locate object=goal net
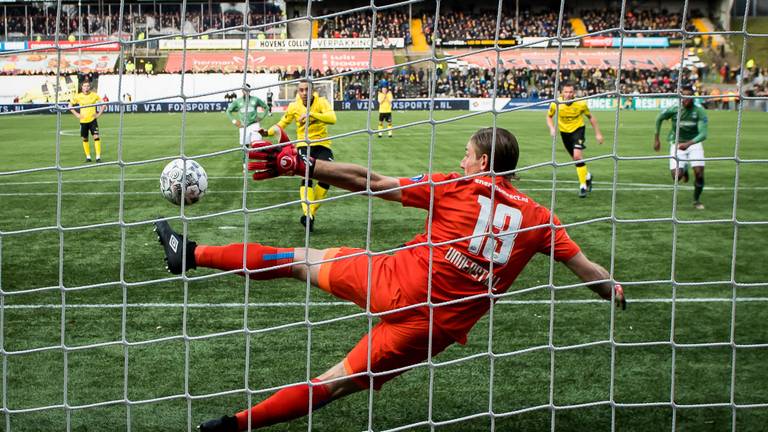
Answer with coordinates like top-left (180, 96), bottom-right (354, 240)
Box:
top-left (0, 0), bottom-right (766, 431)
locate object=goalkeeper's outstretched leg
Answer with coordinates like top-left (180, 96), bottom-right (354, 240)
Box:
top-left (158, 126), bottom-right (627, 431)
top-left (153, 223), bottom-right (460, 432)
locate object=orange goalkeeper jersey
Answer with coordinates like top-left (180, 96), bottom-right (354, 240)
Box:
top-left (391, 173), bottom-right (581, 343)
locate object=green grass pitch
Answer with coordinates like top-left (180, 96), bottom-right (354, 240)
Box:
top-left (0, 108), bottom-right (767, 431)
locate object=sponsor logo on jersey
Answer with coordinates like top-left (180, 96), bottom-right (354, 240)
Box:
top-left (410, 174), bottom-right (425, 182)
top-left (473, 179), bottom-right (529, 203)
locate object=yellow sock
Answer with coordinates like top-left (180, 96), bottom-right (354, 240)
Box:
top-left (299, 185), bottom-right (314, 217)
top-left (377, 123), bottom-right (383, 135)
top-left (310, 184), bottom-right (329, 217)
top-left (576, 165), bottom-right (588, 188)
top-left (82, 140), bottom-right (91, 158)
top-left (388, 123), bottom-right (393, 136)
top-left (94, 139), bottom-right (101, 159)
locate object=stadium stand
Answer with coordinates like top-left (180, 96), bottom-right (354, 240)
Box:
top-left (0, 1), bottom-right (741, 110)
top-left (421, 9), bottom-right (574, 45)
top-left (0, 4), bottom-right (283, 38)
top-left (579, 7), bottom-right (713, 36)
top-left (317, 10), bottom-right (411, 43)
top-left (2, 5), bottom-right (722, 41)
top-left (338, 66), bottom-right (701, 100)
top-left (409, 17), bottom-right (430, 51)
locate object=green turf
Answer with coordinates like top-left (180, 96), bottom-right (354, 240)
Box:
top-left (0, 108), bottom-right (767, 431)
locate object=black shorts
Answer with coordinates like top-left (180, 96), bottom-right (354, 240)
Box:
top-left (298, 145), bottom-right (334, 162)
top-left (560, 126), bottom-right (586, 157)
top-left (379, 112), bottom-right (392, 123)
top-left (80, 120), bottom-right (99, 139)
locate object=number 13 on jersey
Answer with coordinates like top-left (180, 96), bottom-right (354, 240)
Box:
top-left (467, 195), bottom-right (523, 265)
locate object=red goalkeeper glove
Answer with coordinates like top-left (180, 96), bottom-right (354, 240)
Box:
top-left (247, 126), bottom-right (315, 180)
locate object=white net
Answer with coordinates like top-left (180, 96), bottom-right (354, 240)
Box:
top-left (0, 0), bottom-right (767, 430)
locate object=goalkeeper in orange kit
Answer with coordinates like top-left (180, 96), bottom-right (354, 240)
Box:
top-left (153, 126), bottom-right (626, 431)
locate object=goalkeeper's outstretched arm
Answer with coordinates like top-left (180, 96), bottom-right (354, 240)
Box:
top-left (247, 137), bottom-right (402, 201)
top-left (313, 160), bottom-right (401, 202)
top-left (564, 252), bottom-right (626, 309)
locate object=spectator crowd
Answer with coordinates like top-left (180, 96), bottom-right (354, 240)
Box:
top-left (336, 66), bottom-right (701, 100)
top-left (580, 8), bottom-right (705, 36)
top-left (2, 6), bottom-right (718, 41)
top-left (422, 10), bottom-right (573, 44)
top-left (317, 10), bottom-right (410, 43)
top-left (0, 6), bottom-right (283, 37)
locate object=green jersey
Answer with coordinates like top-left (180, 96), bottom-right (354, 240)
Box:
top-left (655, 104), bottom-right (708, 143)
top-left (226, 95), bottom-right (269, 126)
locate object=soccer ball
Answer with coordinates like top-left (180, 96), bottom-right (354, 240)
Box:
top-left (160, 158), bottom-right (208, 205)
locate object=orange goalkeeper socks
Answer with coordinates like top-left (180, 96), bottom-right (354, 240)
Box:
top-left (194, 243), bottom-right (294, 280)
top-left (235, 379), bottom-right (332, 430)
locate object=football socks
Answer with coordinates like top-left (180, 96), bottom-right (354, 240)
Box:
top-left (234, 379), bottom-right (332, 430)
top-left (82, 140), bottom-right (91, 159)
top-left (694, 178), bottom-right (704, 202)
top-left (300, 185), bottom-right (314, 217)
top-left (576, 164), bottom-right (588, 189)
top-left (94, 139), bottom-right (101, 159)
top-left (194, 243), bottom-right (293, 280)
top-left (310, 184), bottom-right (329, 217)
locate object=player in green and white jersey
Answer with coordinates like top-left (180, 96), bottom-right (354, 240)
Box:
top-left (226, 84), bottom-right (270, 145)
top-left (654, 87), bottom-right (709, 210)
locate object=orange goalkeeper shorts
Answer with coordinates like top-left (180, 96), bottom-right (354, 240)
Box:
top-left (317, 247), bottom-right (454, 390)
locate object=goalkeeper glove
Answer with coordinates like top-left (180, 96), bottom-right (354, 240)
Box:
top-left (248, 126), bottom-right (315, 180)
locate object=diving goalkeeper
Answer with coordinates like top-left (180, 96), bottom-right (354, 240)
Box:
top-left (153, 126), bottom-right (627, 431)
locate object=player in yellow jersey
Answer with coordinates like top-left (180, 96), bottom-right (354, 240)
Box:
top-left (377, 86), bottom-right (393, 138)
top-left (69, 81), bottom-right (106, 163)
top-left (260, 81), bottom-right (337, 231)
top-left (546, 82), bottom-right (604, 198)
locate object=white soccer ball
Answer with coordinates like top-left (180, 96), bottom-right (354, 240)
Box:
top-left (160, 158), bottom-right (208, 205)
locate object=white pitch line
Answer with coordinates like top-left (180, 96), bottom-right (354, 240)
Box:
top-left (3, 297), bottom-right (767, 310)
top-left (0, 176), bottom-right (259, 186)
top-left (57, 128), bottom-right (228, 138)
top-left (0, 190), bottom-right (292, 196)
top-left (1, 186), bottom-right (765, 197)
